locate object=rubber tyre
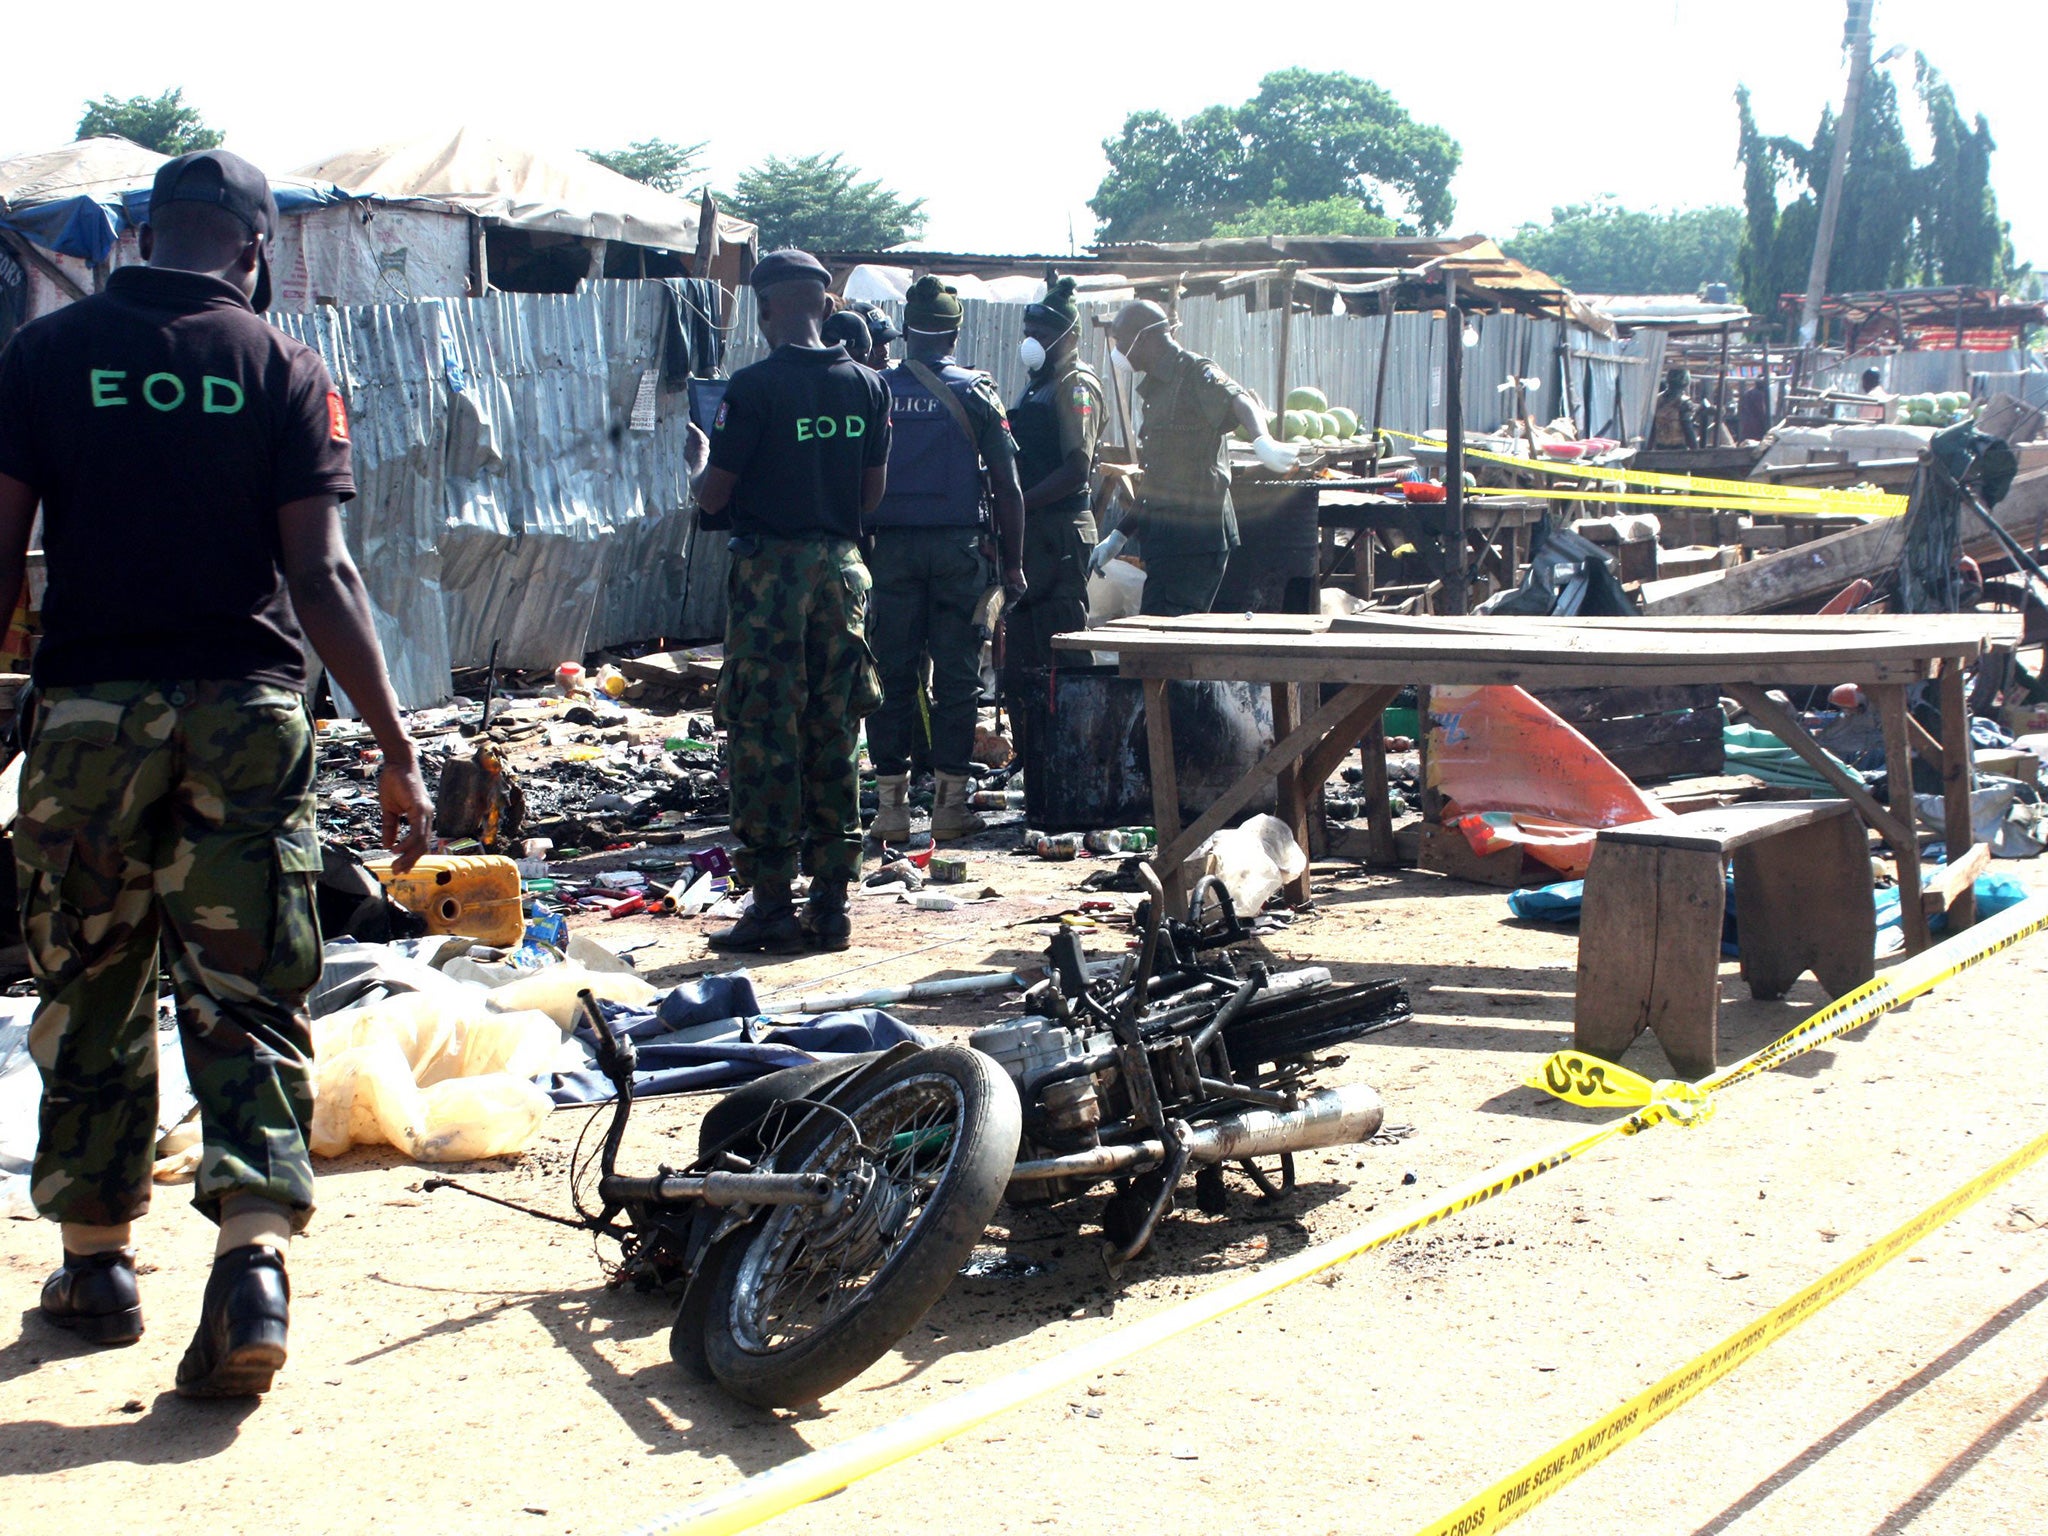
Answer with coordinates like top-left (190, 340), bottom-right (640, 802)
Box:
top-left (695, 1054), bottom-right (882, 1163)
top-left (702, 1046), bottom-right (1020, 1407)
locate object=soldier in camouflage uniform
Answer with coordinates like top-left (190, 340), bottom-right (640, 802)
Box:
top-left (0, 150), bottom-right (433, 1397)
top-left (686, 248), bottom-right (892, 952)
top-left (1108, 301), bottom-right (1281, 616)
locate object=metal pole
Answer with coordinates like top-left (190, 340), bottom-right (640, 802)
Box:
top-left (1799, 0), bottom-right (1874, 348)
top-left (1715, 323), bottom-right (1732, 441)
top-left (1444, 269), bottom-right (1467, 615)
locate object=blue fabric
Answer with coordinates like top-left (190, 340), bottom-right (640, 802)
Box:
top-left (1507, 881), bottom-right (1585, 922)
top-left (117, 181), bottom-right (352, 230)
top-left (0, 195), bottom-right (122, 262)
top-left (548, 971), bottom-right (935, 1103)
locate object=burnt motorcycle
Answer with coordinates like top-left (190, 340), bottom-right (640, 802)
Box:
top-left (975, 866), bottom-right (1408, 1260)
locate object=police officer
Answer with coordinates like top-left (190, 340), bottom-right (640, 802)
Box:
top-left (1104, 301), bottom-right (1289, 617)
top-left (0, 150), bottom-right (434, 1395)
top-left (1001, 273), bottom-right (1102, 734)
top-left (846, 300), bottom-right (901, 372)
top-left (866, 277), bottom-right (1026, 844)
top-left (684, 248), bottom-right (891, 952)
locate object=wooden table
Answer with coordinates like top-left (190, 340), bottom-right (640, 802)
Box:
top-left (1051, 612), bottom-right (2019, 955)
top-left (1316, 493), bottom-right (1549, 603)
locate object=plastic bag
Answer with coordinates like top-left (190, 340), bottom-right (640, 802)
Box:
top-left (309, 990), bottom-right (566, 1161)
top-left (1191, 814), bottom-right (1307, 912)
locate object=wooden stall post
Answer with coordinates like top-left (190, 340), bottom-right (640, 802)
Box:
top-left (1368, 297), bottom-right (1396, 474)
top-left (1273, 261), bottom-right (1300, 437)
top-left (1937, 659), bottom-right (1978, 929)
top-left (1875, 682), bottom-right (1933, 954)
top-left (1271, 681), bottom-right (1312, 904)
top-left (1443, 271), bottom-right (1468, 615)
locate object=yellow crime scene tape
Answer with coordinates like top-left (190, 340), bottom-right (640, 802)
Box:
top-left (1379, 428), bottom-right (1907, 515)
top-left (623, 898), bottom-right (2048, 1536)
top-left (1463, 484), bottom-right (1903, 519)
top-left (1411, 1124), bottom-right (2048, 1536)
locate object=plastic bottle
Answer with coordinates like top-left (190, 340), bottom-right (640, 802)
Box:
top-left (969, 789), bottom-right (1026, 809)
top-left (1083, 830), bottom-right (1125, 854)
top-left (555, 661), bottom-right (588, 696)
top-left (375, 855), bottom-right (527, 946)
top-left (596, 664), bottom-right (628, 699)
top-left (1038, 833), bottom-right (1082, 861)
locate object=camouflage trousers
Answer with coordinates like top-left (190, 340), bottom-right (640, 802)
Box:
top-left (716, 535), bottom-right (881, 887)
top-left (16, 680), bottom-right (323, 1230)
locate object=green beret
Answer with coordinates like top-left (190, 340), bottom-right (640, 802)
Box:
top-left (904, 274), bottom-right (963, 333)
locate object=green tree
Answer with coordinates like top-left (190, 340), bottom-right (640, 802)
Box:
top-left (1091, 70), bottom-right (1459, 243)
top-left (1503, 201), bottom-right (1743, 294)
top-left (76, 88), bottom-right (222, 155)
top-left (1911, 56), bottom-right (2004, 287)
top-left (583, 138), bottom-right (706, 195)
top-left (1734, 56), bottom-right (2017, 333)
top-left (1211, 196), bottom-right (1396, 238)
top-left (725, 153), bottom-right (925, 251)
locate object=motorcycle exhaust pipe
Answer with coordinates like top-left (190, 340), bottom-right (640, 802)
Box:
top-left (1183, 1082), bottom-right (1383, 1165)
top-left (1006, 1084), bottom-right (1384, 1184)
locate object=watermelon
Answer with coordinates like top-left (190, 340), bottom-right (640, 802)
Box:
top-left (1329, 406), bottom-right (1360, 438)
top-left (1281, 409), bottom-right (1314, 440)
top-left (1286, 385), bottom-right (1328, 413)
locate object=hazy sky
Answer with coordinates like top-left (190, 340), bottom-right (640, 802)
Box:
top-left (5, 0), bottom-right (2039, 267)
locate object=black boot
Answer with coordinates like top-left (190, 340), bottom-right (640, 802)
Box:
top-left (707, 879), bottom-right (805, 953)
top-left (175, 1244), bottom-right (290, 1398)
top-left (40, 1249), bottom-right (143, 1346)
top-left (804, 878), bottom-right (852, 951)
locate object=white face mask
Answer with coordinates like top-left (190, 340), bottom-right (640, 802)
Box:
top-left (1018, 336), bottom-right (1048, 372)
top-left (1109, 344), bottom-right (1135, 380)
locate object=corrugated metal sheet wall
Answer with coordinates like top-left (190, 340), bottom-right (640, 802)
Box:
top-left (275, 280), bottom-right (726, 707)
top-left (1814, 349), bottom-right (2027, 396)
top-left (729, 291), bottom-right (1657, 441)
top-left (293, 283), bottom-right (1651, 707)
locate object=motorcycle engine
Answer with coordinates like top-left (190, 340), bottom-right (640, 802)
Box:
top-left (968, 1018), bottom-right (1113, 1166)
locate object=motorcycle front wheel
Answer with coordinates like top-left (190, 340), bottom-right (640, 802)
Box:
top-left (700, 1045), bottom-right (1020, 1407)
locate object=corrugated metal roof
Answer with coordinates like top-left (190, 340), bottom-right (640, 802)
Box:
top-left (274, 280), bottom-right (723, 708)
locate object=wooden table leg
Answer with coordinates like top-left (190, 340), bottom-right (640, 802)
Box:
top-left (1271, 681), bottom-right (1312, 905)
top-left (1874, 682), bottom-right (1932, 955)
top-left (1937, 659), bottom-right (1977, 929)
top-left (1362, 712), bottom-right (1396, 866)
top-left (1143, 677), bottom-right (1185, 910)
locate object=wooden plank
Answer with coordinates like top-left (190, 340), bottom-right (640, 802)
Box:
top-left (1298, 684), bottom-right (1401, 799)
top-left (1602, 799), bottom-right (1855, 853)
top-left (1724, 684), bottom-right (1918, 850)
top-left (1937, 661), bottom-right (1977, 929)
top-left (1271, 682), bottom-right (1312, 905)
top-left (1904, 710), bottom-right (1947, 776)
top-left (1732, 812), bottom-right (1877, 1001)
top-left (1419, 823), bottom-right (1534, 887)
top-left (1360, 711), bottom-right (1397, 866)
top-left (1922, 841), bottom-right (1989, 917)
top-left (1143, 678), bottom-right (1183, 907)
top-left (1876, 682), bottom-right (1933, 955)
top-left (1064, 625), bottom-right (1988, 671)
top-left (1599, 735), bottom-right (1728, 784)
top-left (1533, 684), bottom-right (1721, 723)
top-left (1574, 842), bottom-right (1727, 1079)
top-left (1147, 682), bottom-right (1377, 890)
top-left (1105, 649), bottom-right (1937, 691)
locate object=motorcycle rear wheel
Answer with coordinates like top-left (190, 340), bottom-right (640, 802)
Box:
top-left (700, 1045), bottom-right (1020, 1407)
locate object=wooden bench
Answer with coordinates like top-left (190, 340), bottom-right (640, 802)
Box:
top-left (1575, 801), bottom-right (1876, 1080)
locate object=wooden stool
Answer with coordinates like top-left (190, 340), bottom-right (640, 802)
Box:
top-left (1575, 801), bottom-right (1875, 1080)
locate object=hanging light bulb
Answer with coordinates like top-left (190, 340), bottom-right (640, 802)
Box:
top-left (1462, 323), bottom-right (1479, 348)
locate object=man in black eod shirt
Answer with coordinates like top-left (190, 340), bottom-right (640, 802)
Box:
top-left (685, 249), bottom-right (890, 953)
top-left (0, 151), bottom-right (433, 1397)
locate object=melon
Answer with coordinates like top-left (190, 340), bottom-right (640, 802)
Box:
top-left (1281, 409), bottom-right (1313, 440)
top-left (1286, 385), bottom-right (1329, 413)
top-left (1329, 406), bottom-right (1360, 438)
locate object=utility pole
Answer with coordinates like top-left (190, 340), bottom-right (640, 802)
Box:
top-left (1799, 0), bottom-right (1876, 349)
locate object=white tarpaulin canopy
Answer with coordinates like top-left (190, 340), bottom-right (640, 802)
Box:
top-left (293, 127), bottom-right (754, 253)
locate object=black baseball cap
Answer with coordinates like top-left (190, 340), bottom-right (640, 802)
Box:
top-left (148, 150), bottom-right (280, 311)
top-left (850, 300), bottom-right (901, 346)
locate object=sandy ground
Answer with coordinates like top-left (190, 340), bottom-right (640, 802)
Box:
top-left (4, 832), bottom-right (2047, 1536)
